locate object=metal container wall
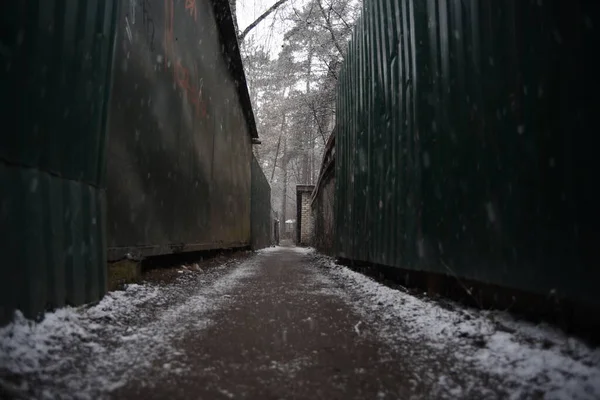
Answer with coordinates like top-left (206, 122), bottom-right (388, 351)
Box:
top-left (311, 175), bottom-right (335, 255)
top-left (0, 1), bottom-right (119, 323)
top-left (106, 0), bottom-right (255, 259)
top-left (336, 0), bottom-right (600, 306)
top-left (311, 133), bottom-right (336, 255)
top-left (251, 155), bottom-right (272, 250)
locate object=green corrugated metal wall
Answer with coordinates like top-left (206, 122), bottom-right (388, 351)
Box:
top-left (0, 1), bottom-right (119, 323)
top-left (251, 155), bottom-right (272, 250)
top-left (336, 0), bottom-right (600, 306)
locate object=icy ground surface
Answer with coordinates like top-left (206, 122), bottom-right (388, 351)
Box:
top-left (311, 254), bottom-right (600, 400)
top-left (1, 247), bottom-right (599, 399)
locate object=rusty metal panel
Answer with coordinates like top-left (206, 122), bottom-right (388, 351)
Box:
top-left (0, 1), bottom-right (118, 323)
top-left (311, 172), bottom-right (335, 255)
top-left (335, 0), bottom-right (600, 306)
top-left (312, 133), bottom-right (336, 255)
top-left (106, 0), bottom-right (253, 260)
top-left (251, 155), bottom-right (272, 250)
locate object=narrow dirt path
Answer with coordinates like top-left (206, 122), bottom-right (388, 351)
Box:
top-left (117, 247), bottom-right (503, 399)
top-left (6, 246), bottom-right (594, 399)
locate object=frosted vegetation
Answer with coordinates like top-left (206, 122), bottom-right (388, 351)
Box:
top-left (233, 0), bottom-right (360, 226)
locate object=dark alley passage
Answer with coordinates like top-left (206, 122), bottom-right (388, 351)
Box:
top-left (3, 0), bottom-right (600, 398)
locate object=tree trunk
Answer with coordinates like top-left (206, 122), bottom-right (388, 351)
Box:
top-left (270, 112), bottom-right (286, 183)
top-left (279, 136), bottom-right (288, 240)
top-left (317, 0), bottom-right (345, 56)
top-left (311, 133), bottom-right (316, 184)
top-left (302, 43), bottom-right (313, 184)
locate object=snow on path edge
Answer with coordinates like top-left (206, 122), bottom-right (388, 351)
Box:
top-left (0, 257), bottom-right (259, 398)
top-left (318, 258), bottom-right (600, 400)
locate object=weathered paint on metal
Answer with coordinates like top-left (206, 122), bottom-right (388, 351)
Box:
top-left (251, 155), bottom-right (272, 250)
top-left (106, 0), bottom-right (255, 260)
top-left (0, 1), bottom-right (119, 323)
top-left (311, 133), bottom-right (336, 255)
top-left (335, 0), bottom-right (600, 306)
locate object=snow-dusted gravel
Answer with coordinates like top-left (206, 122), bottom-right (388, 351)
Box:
top-left (313, 255), bottom-right (600, 400)
top-left (0, 256), bottom-right (258, 399)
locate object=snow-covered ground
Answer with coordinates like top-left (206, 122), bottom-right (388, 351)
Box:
top-left (0, 257), bottom-right (258, 399)
top-left (257, 245), bottom-right (316, 255)
top-left (314, 256), bottom-right (600, 400)
top-left (1, 248), bottom-right (599, 399)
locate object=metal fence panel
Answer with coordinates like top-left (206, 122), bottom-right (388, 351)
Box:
top-left (335, 0), bottom-right (600, 306)
top-left (106, 0), bottom-right (253, 260)
top-left (251, 156), bottom-right (272, 250)
top-left (0, 1), bottom-right (118, 323)
top-left (312, 133), bottom-right (336, 254)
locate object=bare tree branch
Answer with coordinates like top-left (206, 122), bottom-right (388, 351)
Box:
top-left (270, 114), bottom-right (285, 183)
top-left (316, 0), bottom-right (345, 56)
top-left (304, 98), bottom-right (327, 145)
top-left (326, 0), bottom-right (352, 30)
top-left (239, 0), bottom-right (291, 42)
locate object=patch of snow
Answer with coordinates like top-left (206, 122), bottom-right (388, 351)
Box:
top-left (256, 246), bottom-right (286, 253)
top-left (288, 247), bottom-right (316, 254)
top-left (191, 263), bottom-right (203, 272)
top-left (319, 259), bottom-right (600, 399)
top-left (266, 356), bottom-right (312, 378)
top-left (354, 321), bottom-right (362, 336)
top-left (256, 246), bottom-right (315, 254)
top-left (217, 388), bottom-right (235, 398)
top-left (0, 258), bottom-right (258, 399)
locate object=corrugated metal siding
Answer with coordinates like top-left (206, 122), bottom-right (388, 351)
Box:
top-left (312, 173), bottom-right (335, 255)
top-left (0, 1), bottom-right (119, 323)
top-left (312, 133), bottom-right (336, 255)
top-left (336, 0), bottom-right (600, 306)
top-left (106, 0), bottom-right (253, 260)
top-left (251, 156), bottom-right (272, 250)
